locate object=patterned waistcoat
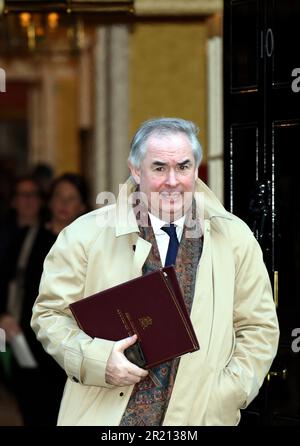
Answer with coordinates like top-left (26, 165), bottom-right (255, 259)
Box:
top-left (120, 202), bottom-right (203, 426)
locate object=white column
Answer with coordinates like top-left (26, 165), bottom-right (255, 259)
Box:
top-left (40, 63), bottom-right (56, 167)
top-left (207, 36), bottom-right (224, 203)
top-left (94, 27), bottom-right (109, 199)
top-left (110, 25), bottom-right (129, 194)
top-left (93, 24), bottom-right (129, 202)
top-left (28, 85), bottom-right (42, 165)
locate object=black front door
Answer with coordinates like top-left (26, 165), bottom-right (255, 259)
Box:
top-left (224, 0), bottom-right (300, 425)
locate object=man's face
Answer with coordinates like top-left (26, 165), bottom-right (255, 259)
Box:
top-left (129, 132), bottom-right (198, 221)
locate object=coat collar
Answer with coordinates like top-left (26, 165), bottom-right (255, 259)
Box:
top-left (115, 177), bottom-right (232, 237)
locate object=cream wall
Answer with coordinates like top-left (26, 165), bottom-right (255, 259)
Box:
top-left (129, 21), bottom-right (208, 163)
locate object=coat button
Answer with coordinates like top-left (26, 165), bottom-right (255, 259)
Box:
top-left (72, 376), bottom-right (79, 383)
top-left (119, 392), bottom-right (124, 397)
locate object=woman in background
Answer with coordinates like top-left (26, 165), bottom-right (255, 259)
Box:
top-left (0, 173), bottom-right (89, 426)
top-left (46, 173), bottom-right (89, 236)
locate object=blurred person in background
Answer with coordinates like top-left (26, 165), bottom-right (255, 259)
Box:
top-left (0, 162), bottom-right (14, 226)
top-left (32, 163), bottom-right (55, 224)
top-left (0, 175), bottom-right (61, 425)
top-left (46, 173), bottom-right (89, 236)
top-left (0, 172), bottom-right (88, 426)
top-left (32, 163), bottom-right (54, 203)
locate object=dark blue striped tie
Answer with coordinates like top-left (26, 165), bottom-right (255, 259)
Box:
top-left (161, 223), bottom-right (179, 267)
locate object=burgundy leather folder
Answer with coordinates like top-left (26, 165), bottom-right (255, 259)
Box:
top-left (69, 266), bottom-right (199, 369)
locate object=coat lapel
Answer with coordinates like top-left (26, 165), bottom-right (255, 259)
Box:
top-left (190, 219), bottom-right (214, 359)
top-left (132, 234), bottom-right (152, 277)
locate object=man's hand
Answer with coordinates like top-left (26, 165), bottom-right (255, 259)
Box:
top-left (105, 334), bottom-right (149, 386)
top-left (0, 314), bottom-right (22, 342)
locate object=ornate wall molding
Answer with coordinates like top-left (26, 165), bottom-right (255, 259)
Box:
top-left (1, 1), bottom-right (133, 13)
top-left (1, 0), bottom-right (221, 15)
top-left (134, 0), bottom-right (223, 16)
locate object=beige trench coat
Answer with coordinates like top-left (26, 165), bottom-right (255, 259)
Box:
top-left (31, 178), bottom-right (279, 426)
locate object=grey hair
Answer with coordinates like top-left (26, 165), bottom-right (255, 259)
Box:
top-left (128, 117), bottom-right (202, 169)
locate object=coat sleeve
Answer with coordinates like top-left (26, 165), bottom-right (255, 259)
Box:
top-left (228, 220), bottom-right (279, 408)
top-left (31, 223), bottom-right (115, 389)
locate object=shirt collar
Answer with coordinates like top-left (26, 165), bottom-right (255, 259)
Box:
top-left (148, 212), bottom-right (186, 235)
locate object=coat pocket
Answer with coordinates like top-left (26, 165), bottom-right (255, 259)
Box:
top-left (57, 378), bottom-right (106, 425)
top-left (203, 365), bottom-right (247, 426)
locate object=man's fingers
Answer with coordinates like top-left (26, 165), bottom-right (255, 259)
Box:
top-left (105, 360), bottom-right (147, 386)
top-left (114, 335), bottom-right (148, 374)
top-left (105, 334), bottom-right (149, 386)
top-left (127, 363), bottom-right (149, 379)
top-left (115, 334), bottom-right (138, 352)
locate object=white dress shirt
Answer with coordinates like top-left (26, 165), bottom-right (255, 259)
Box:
top-left (148, 212), bottom-right (185, 266)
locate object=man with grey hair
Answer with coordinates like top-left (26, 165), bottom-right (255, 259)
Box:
top-left (31, 118), bottom-right (279, 426)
